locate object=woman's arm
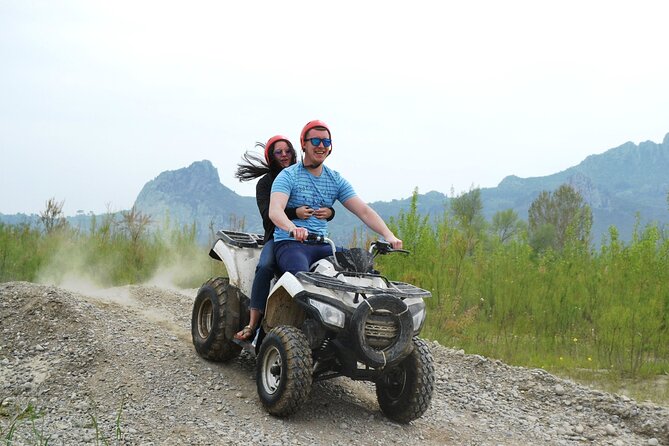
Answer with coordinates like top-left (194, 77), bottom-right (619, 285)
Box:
top-left (255, 176), bottom-right (271, 223)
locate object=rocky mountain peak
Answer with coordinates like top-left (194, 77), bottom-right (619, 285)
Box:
top-left (133, 160), bottom-right (258, 235)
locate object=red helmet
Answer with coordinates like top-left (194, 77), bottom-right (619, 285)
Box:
top-left (300, 120), bottom-right (332, 153)
top-left (264, 135), bottom-right (292, 164)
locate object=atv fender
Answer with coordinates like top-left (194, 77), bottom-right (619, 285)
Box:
top-left (210, 238), bottom-right (262, 297)
top-left (263, 273), bottom-right (306, 331)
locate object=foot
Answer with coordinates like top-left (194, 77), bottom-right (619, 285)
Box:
top-left (234, 325), bottom-right (255, 341)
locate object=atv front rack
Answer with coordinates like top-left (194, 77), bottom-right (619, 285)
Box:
top-left (296, 272), bottom-right (431, 299)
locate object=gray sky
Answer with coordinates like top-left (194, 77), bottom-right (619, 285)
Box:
top-left (2, 0), bottom-right (668, 216)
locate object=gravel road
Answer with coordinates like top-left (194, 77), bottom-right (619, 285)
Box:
top-left (1, 281), bottom-right (667, 445)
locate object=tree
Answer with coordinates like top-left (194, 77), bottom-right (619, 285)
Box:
top-left (491, 209), bottom-right (526, 243)
top-left (450, 187), bottom-right (486, 254)
top-left (119, 206), bottom-right (152, 246)
top-left (39, 197), bottom-right (68, 234)
top-left (528, 184), bottom-right (592, 252)
top-left (390, 188), bottom-right (432, 253)
top-left (450, 187), bottom-right (485, 234)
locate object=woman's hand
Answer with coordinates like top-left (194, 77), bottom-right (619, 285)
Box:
top-left (296, 206), bottom-right (314, 219)
top-left (313, 207), bottom-right (333, 220)
top-left (296, 206), bottom-right (332, 220)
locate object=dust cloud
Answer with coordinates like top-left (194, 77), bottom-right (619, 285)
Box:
top-left (34, 233), bottom-right (218, 299)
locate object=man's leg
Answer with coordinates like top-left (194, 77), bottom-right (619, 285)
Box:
top-left (308, 243), bottom-right (336, 265)
top-left (275, 241), bottom-right (311, 275)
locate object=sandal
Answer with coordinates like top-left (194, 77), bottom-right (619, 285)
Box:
top-left (234, 325), bottom-right (255, 341)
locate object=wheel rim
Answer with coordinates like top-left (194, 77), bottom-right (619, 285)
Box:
top-left (383, 367), bottom-right (407, 400)
top-left (261, 346), bottom-right (282, 395)
top-left (197, 299), bottom-right (213, 339)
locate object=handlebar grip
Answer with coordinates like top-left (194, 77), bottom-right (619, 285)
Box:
top-left (289, 229), bottom-right (324, 243)
top-left (306, 233), bottom-right (325, 243)
top-left (371, 240), bottom-right (411, 255)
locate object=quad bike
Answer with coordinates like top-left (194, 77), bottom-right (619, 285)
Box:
top-left (191, 230), bottom-right (435, 423)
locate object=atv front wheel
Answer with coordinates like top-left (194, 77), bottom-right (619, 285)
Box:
top-left (376, 337), bottom-right (435, 423)
top-left (191, 277), bottom-right (243, 361)
top-left (257, 325), bottom-right (313, 417)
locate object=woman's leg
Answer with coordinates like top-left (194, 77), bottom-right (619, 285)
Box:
top-left (236, 240), bottom-right (276, 341)
top-left (249, 239), bottom-right (276, 312)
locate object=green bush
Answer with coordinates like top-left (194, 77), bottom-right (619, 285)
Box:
top-left (378, 190), bottom-right (669, 378)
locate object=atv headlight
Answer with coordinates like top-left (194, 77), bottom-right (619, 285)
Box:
top-left (309, 298), bottom-right (345, 328)
top-left (409, 304), bottom-right (426, 332)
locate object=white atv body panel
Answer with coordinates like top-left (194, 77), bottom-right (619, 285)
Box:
top-left (210, 239), bottom-right (261, 298)
top-left (264, 258), bottom-right (426, 329)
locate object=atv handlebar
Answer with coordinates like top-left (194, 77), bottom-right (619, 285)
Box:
top-left (289, 230), bottom-right (340, 269)
top-left (370, 240), bottom-right (410, 256)
top-left (286, 230), bottom-right (408, 269)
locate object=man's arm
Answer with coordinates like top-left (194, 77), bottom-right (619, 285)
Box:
top-left (342, 196), bottom-right (402, 249)
top-left (269, 191), bottom-right (308, 241)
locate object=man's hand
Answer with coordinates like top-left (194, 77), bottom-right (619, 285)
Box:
top-left (296, 206), bottom-right (313, 219)
top-left (291, 227), bottom-right (309, 242)
top-left (313, 207), bottom-right (332, 220)
top-left (385, 234), bottom-right (403, 250)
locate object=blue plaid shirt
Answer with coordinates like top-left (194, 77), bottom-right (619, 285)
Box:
top-left (272, 162), bottom-right (356, 242)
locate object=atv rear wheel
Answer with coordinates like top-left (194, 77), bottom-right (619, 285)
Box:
top-left (257, 325), bottom-right (313, 417)
top-left (191, 277), bottom-right (243, 361)
top-left (376, 337), bottom-right (435, 423)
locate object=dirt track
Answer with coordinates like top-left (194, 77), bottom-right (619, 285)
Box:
top-left (1, 281), bottom-right (667, 445)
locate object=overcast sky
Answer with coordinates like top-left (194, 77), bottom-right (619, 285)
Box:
top-left (2, 0), bottom-right (668, 216)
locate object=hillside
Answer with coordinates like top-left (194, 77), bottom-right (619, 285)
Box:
top-left (130, 134), bottom-right (668, 244)
top-left (482, 133), bottom-right (669, 241)
top-left (2, 133), bottom-right (668, 244)
top-left (133, 160), bottom-right (262, 237)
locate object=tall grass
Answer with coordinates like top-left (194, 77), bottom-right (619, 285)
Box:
top-left (379, 193), bottom-right (669, 378)
top-left (0, 214), bottom-right (225, 289)
top-left (0, 223), bottom-right (44, 282)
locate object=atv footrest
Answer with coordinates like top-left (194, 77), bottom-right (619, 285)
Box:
top-left (232, 337), bottom-right (256, 353)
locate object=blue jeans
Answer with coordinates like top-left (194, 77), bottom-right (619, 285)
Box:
top-left (274, 241), bottom-right (336, 276)
top-left (249, 239), bottom-right (277, 313)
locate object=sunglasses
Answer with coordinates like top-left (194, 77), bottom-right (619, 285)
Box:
top-left (306, 137), bottom-right (332, 148)
top-left (273, 149), bottom-right (293, 156)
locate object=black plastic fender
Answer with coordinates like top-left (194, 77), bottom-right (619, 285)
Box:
top-left (350, 294), bottom-right (413, 368)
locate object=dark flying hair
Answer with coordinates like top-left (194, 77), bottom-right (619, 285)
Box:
top-left (235, 141), bottom-right (296, 182)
